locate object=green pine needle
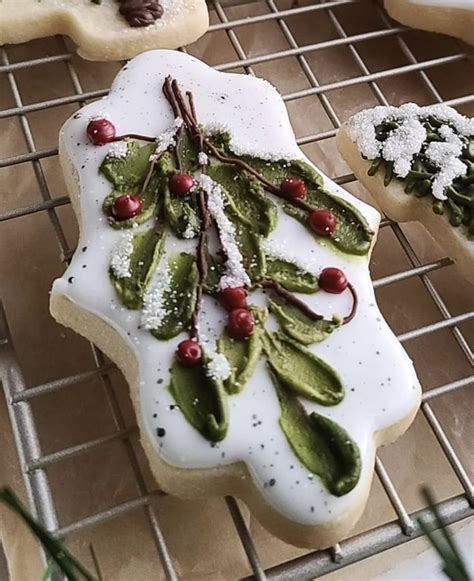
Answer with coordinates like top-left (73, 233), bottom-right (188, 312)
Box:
top-left (418, 487), bottom-right (470, 581)
top-left (0, 486), bottom-right (97, 581)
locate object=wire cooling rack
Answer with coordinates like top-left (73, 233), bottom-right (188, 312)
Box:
top-left (1, 0), bottom-right (473, 579)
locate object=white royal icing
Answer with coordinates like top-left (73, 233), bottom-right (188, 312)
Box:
top-left (346, 103), bottom-right (474, 200)
top-left (52, 50), bottom-right (420, 526)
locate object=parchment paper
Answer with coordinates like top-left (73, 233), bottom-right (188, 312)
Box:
top-left (1, 1), bottom-right (473, 578)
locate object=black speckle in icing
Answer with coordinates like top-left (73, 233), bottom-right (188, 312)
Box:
top-left (310, 506), bottom-right (315, 513)
top-left (73, 113), bottom-right (82, 119)
top-left (269, 479), bottom-right (276, 487)
top-left (156, 427), bottom-right (166, 438)
top-left (296, 480), bottom-right (300, 485)
top-left (221, 452), bottom-right (225, 458)
top-left (82, 264), bottom-right (87, 269)
top-left (157, 378), bottom-right (163, 384)
top-left (210, 442), bottom-right (217, 448)
top-left (153, 413), bottom-right (157, 418)
top-left (290, 465), bottom-right (294, 470)
top-left (260, 444), bottom-right (264, 449)
top-left (376, 350), bottom-right (380, 355)
top-left (82, 246), bottom-right (87, 252)
top-left (68, 277), bottom-right (75, 284)
top-left (351, 388), bottom-right (355, 392)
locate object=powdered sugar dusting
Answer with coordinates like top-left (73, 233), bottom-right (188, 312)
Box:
top-left (141, 262), bottom-right (171, 330)
top-left (198, 174), bottom-right (250, 290)
top-left (347, 103), bottom-right (473, 200)
top-left (110, 231), bottom-right (134, 278)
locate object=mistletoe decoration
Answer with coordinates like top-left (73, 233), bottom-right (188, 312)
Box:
top-left (86, 77), bottom-right (375, 496)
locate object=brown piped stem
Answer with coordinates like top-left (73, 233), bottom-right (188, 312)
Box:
top-left (343, 283), bottom-right (358, 325)
top-left (112, 133), bottom-right (156, 143)
top-left (163, 78), bottom-right (211, 340)
top-left (261, 280), bottom-right (324, 321)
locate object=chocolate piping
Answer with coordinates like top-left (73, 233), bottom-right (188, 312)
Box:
top-left (163, 79), bottom-right (212, 340)
top-left (343, 283), bottom-right (358, 324)
top-left (261, 280), bottom-right (323, 321)
top-left (118, 0), bottom-right (163, 28)
top-left (112, 133), bottom-right (156, 143)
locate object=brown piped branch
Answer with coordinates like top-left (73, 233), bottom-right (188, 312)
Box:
top-left (261, 280), bottom-right (323, 321)
top-left (163, 77), bottom-right (211, 340)
top-left (262, 279), bottom-right (358, 326)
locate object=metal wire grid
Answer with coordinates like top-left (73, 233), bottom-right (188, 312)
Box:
top-left (0, 0), bottom-right (473, 578)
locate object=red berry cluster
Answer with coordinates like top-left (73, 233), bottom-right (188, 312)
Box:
top-left (219, 287), bottom-right (254, 341)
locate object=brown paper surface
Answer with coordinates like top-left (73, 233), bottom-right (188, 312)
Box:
top-left (1, 1), bottom-right (473, 579)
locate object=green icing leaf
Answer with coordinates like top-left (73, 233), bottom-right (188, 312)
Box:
top-left (100, 141), bottom-right (155, 190)
top-left (265, 258), bottom-right (318, 293)
top-left (110, 229), bottom-right (165, 310)
top-left (217, 324), bottom-right (263, 394)
top-left (150, 252), bottom-right (198, 340)
top-left (169, 357), bottom-right (229, 442)
top-left (210, 136), bottom-right (373, 256)
top-left (101, 143), bottom-right (165, 230)
top-left (176, 130), bottom-right (199, 173)
top-left (163, 184), bottom-right (200, 239)
top-left (262, 331), bottom-right (344, 405)
top-left (207, 163), bottom-right (278, 237)
top-left (203, 252), bottom-right (225, 294)
top-left (268, 297), bottom-right (341, 345)
top-left (271, 370), bottom-right (361, 496)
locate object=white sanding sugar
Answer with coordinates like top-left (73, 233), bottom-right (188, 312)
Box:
top-left (382, 118), bottom-right (426, 178)
top-left (107, 140), bottom-right (129, 158)
top-left (110, 231), bottom-right (134, 278)
top-left (425, 125), bottom-right (466, 200)
top-left (198, 152), bottom-right (209, 166)
top-left (198, 174), bottom-right (251, 290)
top-left (149, 117), bottom-right (183, 162)
top-left (263, 238), bottom-right (319, 276)
top-left (203, 123), bottom-right (297, 162)
top-left (347, 102), bottom-right (473, 200)
top-left (206, 352), bottom-right (231, 381)
top-left (141, 262), bottom-right (171, 330)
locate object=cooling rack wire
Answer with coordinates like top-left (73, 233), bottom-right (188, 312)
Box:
top-left (0, 0), bottom-right (473, 579)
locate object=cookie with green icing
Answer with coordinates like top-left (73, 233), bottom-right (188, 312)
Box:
top-left (337, 103), bottom-right (474, 274)
top-left (51, 50), bottom-right (421, 549)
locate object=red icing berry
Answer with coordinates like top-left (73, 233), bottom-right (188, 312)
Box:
top-left (176, 340), bottom-right (202, 367)
top-left (308, 209), bottom-right (337, 236)
top-left (280, 177), bottom-right (306, 199)
top-left (111, 194), bottom-right (143, 221)
top-left (87, 118), bottom-right (116, 145)
top-left (319, 267), bottom-right (348, 294)
top-left (227, 308), bottom-right (254, 340)
top-left (219, 287), bottom-right (247, 311)
top-left (169, 173), bottom-right (194, 197)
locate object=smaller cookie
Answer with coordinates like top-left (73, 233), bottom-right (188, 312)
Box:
top-left (384, 0), bottom-right (474, 45)
top-left (0, 0), bottom-right (209, 61)
top-left (337, 103), bottom-right (474, 273)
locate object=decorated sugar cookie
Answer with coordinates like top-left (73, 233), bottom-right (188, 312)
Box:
top-left (0, 0), bottom-right (208, 61)
top-left (337, 103), bottom-right (474, 274)
top-left (384, 0), bottom-right (474, 45)
top-left (51, 50), bottom-right (421, 548)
